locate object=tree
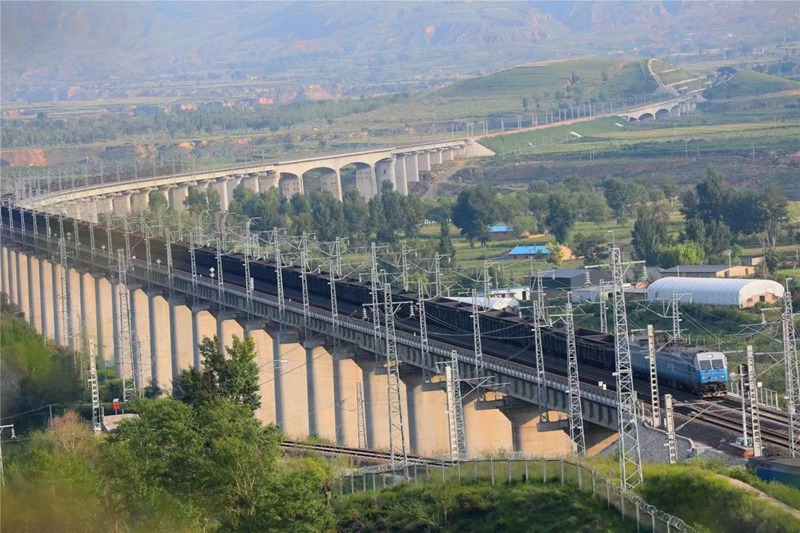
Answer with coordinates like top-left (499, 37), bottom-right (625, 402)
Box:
top-left (309, 191), bottom-right (346, 242)
top-left (657, 242), bottom-right (705, 269)
top-left (342, 189), bottom-right (369, 244)
top-left (175, 335), bottom-right (261, 412)
top-left (572, 231), bottom-right (607, 266)
top-left (546, 242), bottom-right (564, 267)
top-left (438, 219), bottom-right (456, 260)
top-left (631, 206), bottom-right (669, 266)
top-left (603, 177), bottom-right (631, 218)
top-left (544, 191), bottom-right (578, 243)
top-left (451, 185), bottom-right (497, 246)
top-left (184, 188), bottom-right (221, 216)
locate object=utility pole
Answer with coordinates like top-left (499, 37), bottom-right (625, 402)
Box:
top-left (356, 382), bottom-right (367, 449)
top-left (88, 341), bottom-right (101, 433)
top-left (445, 350), bottom-right (467, 461)
top-left (783, 283), bottom-right (800, 456)
top-left (0, 424), bottom-right (16, 486)
top-left (401, 244), bottom-right (410, 292)
top-left (434, 253), bottom-right (443, 297)
top-left (611, 247), bottom-right (643, 490)
top-left (471, 288), bottom-right (487, 397)
top-left (745, 346), bottom-right (763, 457)
top-left (647, 325), bottom-right (661, 428)
top-left (664, 394), bottom-right (677, 464)
top-left (565, 293), bottom-right (585, 455)
top-left (599, 280), bottom-right (608, 334)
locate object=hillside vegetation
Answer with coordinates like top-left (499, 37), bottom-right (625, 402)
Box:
top-left (439, 58), bottom-right (658, 101)
top-left (705, 69), bottom-right (800, 99)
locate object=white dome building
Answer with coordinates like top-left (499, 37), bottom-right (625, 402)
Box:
top-left (646, 277), bottom-right (785, 308)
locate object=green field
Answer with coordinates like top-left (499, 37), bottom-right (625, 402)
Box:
top-left (705, 69), bottom-right (800, 99)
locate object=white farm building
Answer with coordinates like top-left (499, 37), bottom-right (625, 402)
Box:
top-left (646, 277), bottom-right (785, 308)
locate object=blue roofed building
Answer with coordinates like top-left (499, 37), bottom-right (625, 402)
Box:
top-left (507, 244), bottom-right (550, 258)
top-left (488, 224), bottom-right (515, 241)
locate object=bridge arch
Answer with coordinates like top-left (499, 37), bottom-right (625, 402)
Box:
top-left (655, 108), bottom-right (671, 120)
top-left (339, 162), bottom-right (377, 200)
top-left (638, 112), bottom-right (655, 121)
top-left (301, 166), bottom-right (342, 201)
top-left (278, 172), bottom-right (303, 198)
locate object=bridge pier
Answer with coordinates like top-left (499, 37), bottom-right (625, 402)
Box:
top-left (404, 152), bottom-right (419, 185)
top-left (401, 370), bottom-right (449, 457)
top-left (95, 276), bottom-right (114, 370)
top-left (332, 354), bottom-right (361, 447)
top-left (29, 256), bottom-right (43, 332)
top-left (462, 390), bottom-right (514, 457)
top-left (1, 245), bottom-right (10, 298)
top-left (241, 176), bottom-right (260, 194)
top-left (148, 291), bottom-right (173, 394)
top-left (112, 192), bottom-right (132, 215)
top-left (500, 405), bottom-right (572, 457)
top-left (169, 299), bottom-right (191, 383)
top-left (242, 323), bottom-right (277, 426)
top-left (394, 155), bottom-right (408, 195)
top-left (190, 305), bottom-right (213, 370)
top-left (303, 341), bottom-right (338, 441)
top-left (211, 179), bottom-right (230, 212)
top-left (38, 257), bottom-right (50, 339)
top-left (431, 149), bottom-right (443, 166)
top-left (258, 173), bottom-right (279, 194)
top-left (273, 331), bottom-right (310, 438)
top-left (51, 260), bottom-right (62, 345)
top-left (354, 167), bottom-right (376, 200)
top-left (130, 288), bottom-right (150, 390)
top-left (169, 185), bottom-right (189, 213)
top-left (131, 190), bottom-right (150, 212)
top-left (418, 152), bottom-right (431, 173)
top-left (374, 158), bottom-right (396, 194)
top-left (17, 253), bottom-right (30, 325)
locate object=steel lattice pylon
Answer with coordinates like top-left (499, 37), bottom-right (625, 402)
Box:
top-left (58, 237), bottom-right (75, 350)
top-left (274, 228), bottom-right (285, 332)
top-left (370, 243), bottom-right (382, 365)
top-left (383, 282), bottom-right (408, 471)
top-left (532, 301), bottom-right (550, 423)
top-left (116, 249), bottom-right (137, 402)
top-left (471, 289), bottom-right (485, 389)
top-left (418, 280), bottom-right (431, 380)
top-left (611, 247), bottom-right (643, 490)
top-left (300, 233), bottom-right (311, 335)
top-left (445, 350), bottom-right (467, 461)
top-left (565, 294), bottom-right (585, 455)
top-left (783, 288), bottom-right (800, 456)
top-left (329, 258), bottom-right (340, 357)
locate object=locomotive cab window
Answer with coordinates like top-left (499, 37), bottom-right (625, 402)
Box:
top-left (698, 360), bottom-right (712, 370)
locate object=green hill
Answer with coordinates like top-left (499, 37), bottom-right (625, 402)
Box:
top-left (439, 58), bottom-right (658, 102)
top-left (705, 69), bottom-right (800, 99)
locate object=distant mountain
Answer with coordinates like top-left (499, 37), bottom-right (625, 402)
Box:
top-left (2, 1), bottom-right (798, 101)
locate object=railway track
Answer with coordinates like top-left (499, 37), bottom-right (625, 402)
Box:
top-left (281, 440), bottom-right (449, 466)
top-left (675, 400), bottom-right (790, 450)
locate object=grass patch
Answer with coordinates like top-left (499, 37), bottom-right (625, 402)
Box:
top-left (334, 481), bottom-right (635, 532)
top-left (705, 69), bottom-right (800, 100)
top-left (638, 463), bottom-right (800, 533)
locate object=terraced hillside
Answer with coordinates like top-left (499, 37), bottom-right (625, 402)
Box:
top-left (705, 69), bottom-right (800, 99)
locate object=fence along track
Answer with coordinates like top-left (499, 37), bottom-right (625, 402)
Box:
top-left (335, 457), bottom-right (695, 533)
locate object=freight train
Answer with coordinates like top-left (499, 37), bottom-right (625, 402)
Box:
top-left (2, 205), bottom-right (728, 398)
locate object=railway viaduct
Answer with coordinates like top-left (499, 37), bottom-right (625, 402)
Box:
top-left (617, 95), bottom-right (698, 121)
top-left (20, 139), bottom-right (494, 220)
top-left (1, 204), bottom-right (621, 460)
